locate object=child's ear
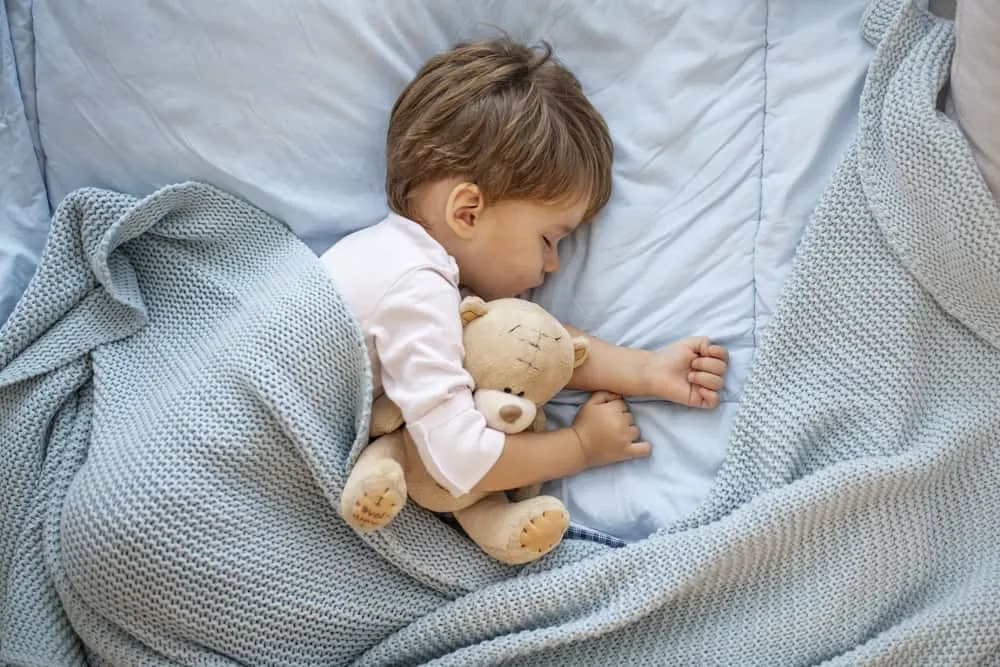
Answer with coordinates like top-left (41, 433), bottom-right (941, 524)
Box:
top-left (446, 182), bottom-right (483, 239)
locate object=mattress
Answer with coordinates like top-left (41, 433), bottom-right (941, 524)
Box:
top-left (12, 0), bottom-right (874, 541)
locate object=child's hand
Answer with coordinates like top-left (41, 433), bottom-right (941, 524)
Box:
top-left (646, 337), bottom-right (729, 409)
top-left (571, 391), bottom-right (651, 468)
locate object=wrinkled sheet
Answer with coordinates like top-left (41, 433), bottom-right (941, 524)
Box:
top-left (0, 0), bottom-right (49, 327)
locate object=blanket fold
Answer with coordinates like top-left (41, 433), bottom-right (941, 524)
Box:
top-left (3, 1), bottom-right (1000, 665)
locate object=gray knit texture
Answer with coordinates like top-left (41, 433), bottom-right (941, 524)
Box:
top-left (3, 1), bottom-right (1000, 665)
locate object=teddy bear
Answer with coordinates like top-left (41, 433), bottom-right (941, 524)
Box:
top-left (339, 296), bottom-right (589, 565)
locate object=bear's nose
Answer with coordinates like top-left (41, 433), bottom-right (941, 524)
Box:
top-left (499, 405), bottom-right (523, 424)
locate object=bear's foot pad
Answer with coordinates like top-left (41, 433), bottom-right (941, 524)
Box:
top-left (519, 509), bottom-right (569, 555)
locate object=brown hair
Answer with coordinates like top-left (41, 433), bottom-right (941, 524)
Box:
top-left (386, 37), bottom-right (613, 222)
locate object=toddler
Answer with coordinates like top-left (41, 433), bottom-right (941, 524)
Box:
top-left (321, 38), bottom-right (728, 506)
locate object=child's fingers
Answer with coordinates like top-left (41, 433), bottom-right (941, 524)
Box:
top-left (692, 357), bottom-right (727, 375)
top-left (690, 336), bottom-right (711, 354)
top-left (587, 392), bottom-right (628, 413)
top-left (627, 441), bottom-right (652, 458)
top-left (698, 387), bottom-right (721, 408)
top-left (688, 371), bottom-right (724, 391)
top-left (708, 344), bottom-right (728, 361)
top-left (588, 390), bottom-right (621, 404)
top-left (692, 338), bottom-right (727, 361)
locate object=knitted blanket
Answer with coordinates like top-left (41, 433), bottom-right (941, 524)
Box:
top-left (3, 1), bottom-right (1000, 665)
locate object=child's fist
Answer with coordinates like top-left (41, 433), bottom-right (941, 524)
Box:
top-left (571, 391), bottom-right (651, 468)
top-left (647, 337), bottom-right (729, 408)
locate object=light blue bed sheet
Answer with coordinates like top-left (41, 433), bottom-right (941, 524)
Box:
top-left (0, 0), bottom-right (49, 327)
top-left (534, 3), bottom-right (875, 540)
top-left (27, 0), bottom-right (873, 541)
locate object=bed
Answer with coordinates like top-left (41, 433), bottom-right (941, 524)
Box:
top-left (6, 0), bottom-right (879, 543)
top-left (3, 0), bottom-right (999, 664)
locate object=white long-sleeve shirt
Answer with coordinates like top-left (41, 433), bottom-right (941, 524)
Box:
top-left (319, 213), bottom-right (504, 496)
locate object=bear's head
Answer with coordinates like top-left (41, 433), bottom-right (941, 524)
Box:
top-left (460, 297), bottom-right (589, 434)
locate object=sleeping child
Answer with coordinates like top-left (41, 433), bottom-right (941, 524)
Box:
top-left (320, 37), bottom-right (729, 538)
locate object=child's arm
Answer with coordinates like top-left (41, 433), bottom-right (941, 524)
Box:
top-left (471, 428), bottom-right (584, 493)
top-left (471, 391), bottom-right (649, 493)
top-left (564, 325), bottom-right (729, 408)
top-left (373, 272), bottom-right (649, 498)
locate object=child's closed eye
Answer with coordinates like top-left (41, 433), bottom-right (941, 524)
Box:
top-left (542, 236), bottom-right (554, 249)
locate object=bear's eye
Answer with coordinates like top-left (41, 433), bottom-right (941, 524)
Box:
top-left (517, 391), bottom-right (525, 397)
top-left (503, 387), bottom-right (512, 393)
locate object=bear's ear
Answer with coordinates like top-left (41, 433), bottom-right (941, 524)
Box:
top-left (460, 296), bottom-right (489, 327)
top-left (571, 336), bottom-right (590, 368)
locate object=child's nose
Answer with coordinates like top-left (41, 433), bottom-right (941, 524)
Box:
top-left (544, 252), bottom-right (560, 274)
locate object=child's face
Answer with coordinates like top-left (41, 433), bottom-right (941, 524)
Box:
top-left (458, 197), bottom-right (588, 300)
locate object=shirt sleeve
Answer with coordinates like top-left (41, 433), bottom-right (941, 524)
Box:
top-left (370, 267), bottom-right (505, 496)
